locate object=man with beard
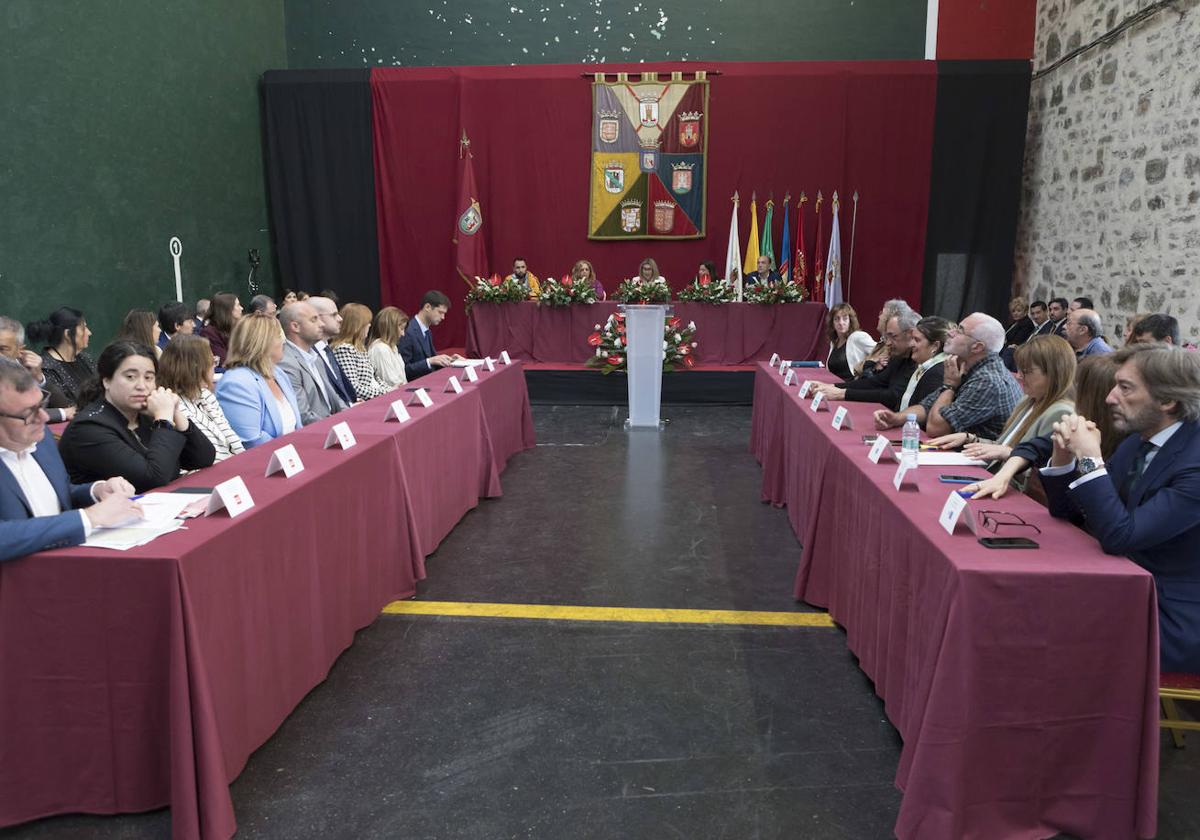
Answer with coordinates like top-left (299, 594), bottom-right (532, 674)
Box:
top-left (1040, 343), bottom-right (1200, 673)
top-left (505, 258), bottom-right (541, 299)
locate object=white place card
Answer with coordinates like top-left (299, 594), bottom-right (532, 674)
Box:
top-left (893, 461), bottom-right (917, 491)
top-left (484, 357), bottom-right (496, 371)
top-left (798, 381), bottom-right (813, 399)
top-left (783, 368), bottom-right (795, 387)
top-left (444, 376), bottom-right (463, 394)
top-left (384, 399), bottom-right (411, 423)
top-left (868, 436), bottom-right (898, 463)
top-left (407, 388), bottom-right (433, 408)
top-left (779, 359), bottom-right (789, 375)
top-left (323, 421), bottom-right (357, 450)
top-left (264, 443), bottom-right (304, 478)
top-left (463, 364), bottom-right (479, 383)
top-left (939, 490), bottom-right (978, 536)
top-left (810, 392), bottom-right (829, 412)
top-left (831, 406), bottom-right (854, 431)
top-left (500, 350), bottom-right (512, 365)
top-left (205, 475), bottom-right (254, 518)
top-left (769, 352), bottom-right (780, 367)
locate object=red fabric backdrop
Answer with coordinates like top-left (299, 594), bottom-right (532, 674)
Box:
top-left (371, 62), bottom-right (937, 348)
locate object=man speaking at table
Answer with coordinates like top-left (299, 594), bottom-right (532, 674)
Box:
top-left (0, 360), bottom-right (142, 562)
top-left (400, 290), bottom-right (459, 380)
top-left (1040, 343), bottom-right (1200, 673)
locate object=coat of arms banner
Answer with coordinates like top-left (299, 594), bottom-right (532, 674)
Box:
top-left (588, 72), bottom-right (709, 240)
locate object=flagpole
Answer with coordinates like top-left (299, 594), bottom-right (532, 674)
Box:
top-left (847, 190), bottom-right (859, 302)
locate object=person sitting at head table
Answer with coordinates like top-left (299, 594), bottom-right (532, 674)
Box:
top-left (0, 360), bottom-right (143, 563)
top-left (331, 303), bottom-right (393, 402)
top-left (812, 306), bottom-right (926, 411)
top-left (276, 301), bottom-right (347, 426)
top-left (824, 303), bottom-right (877, 381)
top-left (367, 306), bottom-right (409, 389)
top-left (632, 257), bottom-right (667, 286)
top-left (158, 334), bottom-right (245, 461)
top-left (746, 254), bottom-right (781, 286)
top-left (198, 292), bottom-right (242, 367)
top-left (1064, 308), bottom-right (1113, 357)
top-left (194, 298), bottom-right (210, 333)
top-left (29, 307), bottom-right (95, 409)
top-left (116, 310), bottom-right (163, 358)
top-left (157, 301), bottom-right (195, 349)
top-left (1035, 344), bottom-right (1200, 674)
top-left (1131, 313), bottom-right (1180, 347)
top-left (57, 341), bottom-right (216, 492)
top-left (0, 317), bottom-right (74, 422)
top-left (248, 294), bottom-right (278, 317)
top-left (215, 315), bottom-right (303, 448)
top-left (506, 258), bottom-right (541, 299)
top-left (695, 260), bottom-right (717, 284)
top-left (1070, 296), bottom-right (1094, 312)
top-left (307, 296), bottom-right (358, 406)
top-left (914, 312), bottom-right (1024, 439)
top-left (399, 290), bottom-right (459, 381)
top-left (571, 259), bottom-right (605, 300)
top-left (922, 334), bottom-right (1076, 477)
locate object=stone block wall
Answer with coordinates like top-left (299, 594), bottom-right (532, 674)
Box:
top-left (1015, 0), bottom-right (1200, 341)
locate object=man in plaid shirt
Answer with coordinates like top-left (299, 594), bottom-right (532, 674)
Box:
top-left (921, 313), bottom-right (1023, 439)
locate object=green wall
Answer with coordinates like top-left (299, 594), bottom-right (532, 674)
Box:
top-left (283, 0), bottom-right (926, 67)
top-left (0, 0), bottom-right (286, 347)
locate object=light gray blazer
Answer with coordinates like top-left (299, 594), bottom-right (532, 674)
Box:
top-left (277, 341), bottom-right (347, 426)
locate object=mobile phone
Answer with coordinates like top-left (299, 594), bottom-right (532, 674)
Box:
top-left (939, 474), bottom-right (980, 484)
top-left (978, 537), bottom-right (1039, 549)
top-left (862, 435), bottom-right (878, 444)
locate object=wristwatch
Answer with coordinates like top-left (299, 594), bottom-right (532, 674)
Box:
top-left (1077, 457), bottom-right (1105, 476)
top-left (151, 418), bottom-right (176, 432)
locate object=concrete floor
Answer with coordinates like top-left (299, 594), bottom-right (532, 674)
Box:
top-left (5, 405), bottom-right (1199, 839)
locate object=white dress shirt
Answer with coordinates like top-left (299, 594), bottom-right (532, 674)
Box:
top-left (0, 443), bottom-right (93, 533)
top-left (1041, 421), bottom-right (1184, 489)
top-left (287, 339), bottom-right (334, 407)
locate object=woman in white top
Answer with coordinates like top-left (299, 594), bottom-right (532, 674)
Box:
top-left (157, 335), bottom-right (245, 461)
top-left (824, 303), bottom-right (875, 381)
top-left (366, 306), bottom-right (409, 389)
top-left (214, 315), bottom-right (302, 448)
top-left (332, 303), bottom-right (395, 401)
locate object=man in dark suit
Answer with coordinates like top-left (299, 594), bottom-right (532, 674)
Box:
top-left (0, 360), bottom-right (142, 562)
top-left (745, 255), bottom-right (782, 286)
top-left (1047, 297), bottom-right (1070, 337)
top-left (1040, 344), bottom-right (1200, 673)
top-left (399, 290), bottom-right (458, 380)
top-left (307, 296), bottom-right (357, 405)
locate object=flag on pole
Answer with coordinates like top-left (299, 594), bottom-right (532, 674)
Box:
top-left (452, 130), bottom-right (487, 285)
top-left (824, 191), bottom-right (844, 307)
top-left (760, 198), bottom-right (776, 270)
top-left (811, 191), bottom-right (825, 304)
top-left (742, 193), bottom-right (760, 278)
top-left (724, 192), bottom-right (743, 301)
top-left (793, 192), bottom-right (809, 293)
top-left (778, 194), bottom-right (792, 281)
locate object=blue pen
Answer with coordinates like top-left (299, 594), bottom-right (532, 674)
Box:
top-left (130, 494), bottom-right (144, 501)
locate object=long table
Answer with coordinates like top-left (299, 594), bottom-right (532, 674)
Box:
top-left (466, 300), bottom-right (829, 364)
top-left (0, 362), bottom-right (535, 840)
top-left (750, 364), bottom-right (1160, 840)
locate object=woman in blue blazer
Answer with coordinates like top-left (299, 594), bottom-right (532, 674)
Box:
top-left (214, 316), bottom-right (302, 448)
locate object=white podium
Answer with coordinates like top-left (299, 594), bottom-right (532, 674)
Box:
top-left (621, 304), bottom-right (670, 430)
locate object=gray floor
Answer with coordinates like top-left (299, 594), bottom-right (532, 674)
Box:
top-left (5, 405), bottom-right (1199, 839)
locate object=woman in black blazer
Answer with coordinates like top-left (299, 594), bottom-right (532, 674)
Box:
top-left (59, 341), bottom-right (216, 493)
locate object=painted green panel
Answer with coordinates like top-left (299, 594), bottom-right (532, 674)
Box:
top-left (0, 0), bottom-right (286, 346)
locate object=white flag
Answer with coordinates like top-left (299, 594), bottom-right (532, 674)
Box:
top-left (824, 191), bottom-right (844, 307)
top-left (725, 194), bottom-right (743, 302)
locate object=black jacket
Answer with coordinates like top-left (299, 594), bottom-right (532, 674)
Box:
top-left (58, 400), bottom-right (217, 492)
top-left (842, 356), bottom-right (923, 412)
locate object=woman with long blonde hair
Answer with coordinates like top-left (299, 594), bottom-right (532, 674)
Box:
top-left (367, 306), bottom-right (409, 388)
top-left (214, 315), bottom-right (302, 448)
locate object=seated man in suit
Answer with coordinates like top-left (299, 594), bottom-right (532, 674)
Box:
top-left (1040, 343), bottom-right (1200, 673)
top-left (400, 290), bottom-right (458, 381)
top-left (276, 301), bottom-right (347, 425)
top-left (745, 255), bottom-right (782, 286)
top-left (812, 306), bottom-right (924, 412)
top-left (506, 257), bottom-right (541, 299)
top-left (0, 360), bottom-right (142, 562)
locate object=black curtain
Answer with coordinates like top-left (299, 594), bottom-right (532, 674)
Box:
top-left (261, 69), bottom-right (380, 309)
top-left (922, 61), bottom-right (1031, 323)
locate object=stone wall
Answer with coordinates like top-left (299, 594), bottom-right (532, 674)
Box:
top-left (1015, 0), bottom-right (1200, 341)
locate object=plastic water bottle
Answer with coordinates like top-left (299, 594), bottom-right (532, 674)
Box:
top-left (901, 414), bottom-right (921, 467)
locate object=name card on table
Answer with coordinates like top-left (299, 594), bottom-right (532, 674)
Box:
top-left (324, 421), bottom-right (357, 450)
top-left (444, 376), bottom-right (463, 394)
top-left (384, 399), bottom-right (411, 423)
top-left (463, 364), bottom-right (479, 384)
top-left (769, 352), bottom-right (780, 367)
top-left (939, 490), bottom-right (978, 536)
top-left (810, 392), bottom-right (829, 412)
top-left (831, 406), bottom-right (854, 431)
top-left (893, 461), bottom-right (918, 491)
top-left (406, 388), bottom-right (433, 408)
top-left (798, 380), bottom-right (813, 399)
top-left (783, 368), bottom-right (795, 387)
top-left (500, 350), bottom-right (512, 365)
top-left (868, 436), bottom-right (899, 464)
top-left (264, 443), bottom-right (304, 478)
top-left (206, 475), bottom-right (254, 518)
top-left (779, 360), bottom-right (789, 375)
top-left (484, 357), bottom-right (496, 372)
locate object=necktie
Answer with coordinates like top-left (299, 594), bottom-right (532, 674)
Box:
top-left (424, 328), bottom-right (435, 357)
top-left (1118, 440), bottom-right (1157, 502)
top-left (319, 347), bottom-right (353, 404)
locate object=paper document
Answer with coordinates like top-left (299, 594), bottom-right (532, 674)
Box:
top-left (450, 359), bottom-right (487, 367)
top-left (917, 452), bottom-right (987, 467)
top-left (83, 521), bottom-right (184, 551)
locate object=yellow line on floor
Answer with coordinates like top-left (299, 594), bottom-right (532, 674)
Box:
top-left (381, 600), bottom-right (835, 627)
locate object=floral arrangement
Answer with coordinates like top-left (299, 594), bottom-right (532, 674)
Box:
top-left (585, 312), bottom-right (698, 374)
top-left (538, 274), bottom-right (599, 306)
top-left (465, 274), bottom-right (529, 309)
top-left (743, 278), bottom-right (807, 304)
top-left (612, 276), bottom-right (672, 304)
top-left (677, 275), bottom-right (736, 304)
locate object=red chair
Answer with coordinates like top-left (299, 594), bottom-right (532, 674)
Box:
top-left (1161, 672), bottom-right (1200, 748)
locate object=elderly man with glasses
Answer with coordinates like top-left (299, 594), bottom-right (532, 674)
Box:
top-left (0, 360), bottom-right (142, 562)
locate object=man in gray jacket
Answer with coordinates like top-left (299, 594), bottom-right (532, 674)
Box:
top-left (277, 302), bottom-right (347, 425)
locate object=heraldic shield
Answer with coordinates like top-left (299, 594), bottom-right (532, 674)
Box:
top-left (589, 74), bottom-right (709, 240)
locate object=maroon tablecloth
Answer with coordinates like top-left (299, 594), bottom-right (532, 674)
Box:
top-left (466, 301), bottom-right (829, 364)
top-left (751, 364), bottom-right (1161, 840)
top-left (0, 362), bottom-right (534, 840)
